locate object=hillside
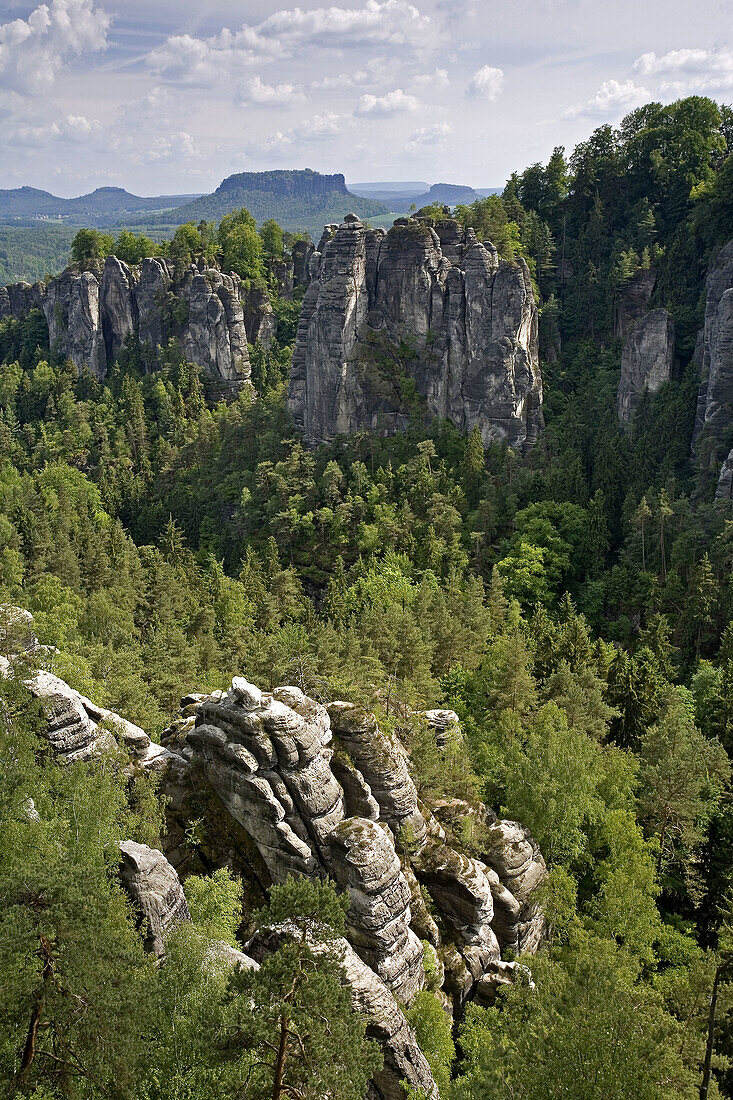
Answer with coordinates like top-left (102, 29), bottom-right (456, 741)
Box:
top-left (148, 169), bottom-right (389, 238)
top-left (350, 180), bottom-right (503, 212)
top-left (0, 185), bottom-right (203, 226)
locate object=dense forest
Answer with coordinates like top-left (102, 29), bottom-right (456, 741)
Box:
top-left (2, 95), bottom-right (733, 1099)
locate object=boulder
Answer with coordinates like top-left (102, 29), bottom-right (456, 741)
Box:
top-left (481, 819), bottom-right (547, 953)
top-left (618, 307), bottom-right (674, 423)
top-left (118, 840), bottom-right (191, 956)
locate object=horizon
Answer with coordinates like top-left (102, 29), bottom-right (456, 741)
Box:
top-left (1, 0), bottom-right (731, 197)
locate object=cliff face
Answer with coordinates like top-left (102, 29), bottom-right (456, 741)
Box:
top-left (289, 214), bottom-right (543, 449)
top-left (617, 307), bottom-right (675, 423)
top-left (692, 241), bottom-right (733, 498)
top-left (1, 257), bottom-right (253, 389)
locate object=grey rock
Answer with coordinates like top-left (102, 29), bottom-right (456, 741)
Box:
top-left (119, 840), bottom-right (191, 956)
top-left (328, 701), bottom-right (429, 851)
top-left (289, 214), bottom-right (543, 449)
top-left (43, 268), bottom-right (107, 378)
top-left (716, 447), bottom-right (733, 501)
top-left (4, 254), bottom-right (251, 389)
top-left (292, 239), bottom-right (314, 289)
top-left (421, 708), bottom-right (461, 748)
top-left (243, 283), bottom-right (276, 347)
top-left (482, 818), bottom-right (547, 953)
top-left (247, 925), bottom-right (438, 1100)
top-left (0, 605), bottom-right (38, 653)
top-left (618, 307), bottom-right (674, 423)
top-left (693, 242), bottom-right (733, 486)
top-left (614, 268), bottom-right (657, 338)
top-left (327, 816), bottom-right (425, 1003)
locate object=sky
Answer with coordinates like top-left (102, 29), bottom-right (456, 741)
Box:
top-left (1, 0), bottom-right (732, 197)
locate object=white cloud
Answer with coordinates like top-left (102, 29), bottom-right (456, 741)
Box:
top-left (467, 65), bottom-right (504, 100)
top-left (355, 88), bottom-right (420, 116)
top-left (406, 121), bottom-right (452, 150)
top-left (412, 68), bottom-right (449, 89)
top-left (8, 113), bottom-right (103, 147)
top-left (310, 69), bottom-right (371, 90)
top-left (634, 46), bottom-right (733, 93)
top-left (0, 0), bottom-right (110, 95)
top-left (564, 78), bottom-right (648, 120)
top-left (148, 1), bottom-right (434, 87)
top-left (250, 112), bottom-right (345, 155)
top-left (237, 75), bottom-right (304, 106)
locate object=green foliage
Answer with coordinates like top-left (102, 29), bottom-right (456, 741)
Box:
top-left (406, 991), bottom-right (455, 1096)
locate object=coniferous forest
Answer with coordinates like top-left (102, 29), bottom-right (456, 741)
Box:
top-left (2, 95), bottom-right (733, 1099)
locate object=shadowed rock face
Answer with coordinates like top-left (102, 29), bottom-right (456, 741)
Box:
top-left (289, 214), bottom-right (543, 449)
top-left (2, 256), bottom-right (253, 389)
top-left (692, 241), bottom-right (733, 496)
top-left (617, 307), bottom-right (675, 423)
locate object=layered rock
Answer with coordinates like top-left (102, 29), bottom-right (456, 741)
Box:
top-left (247, 926), bottom-right (438, 1100)
top-left (716, 447), bottom-right (733, 501)
top-left (119, 840), bottom-right (192, 956)
top-left (482, 818), bottom-right (547, 954)
top-left (289, 213), bottom-right (543, 449)
top-left (3, 256), bottom-right (252, 389)
top-left (692, 241), bottom-right (733, 494)
top-left (118, 840), bottom-right (258, 972)
top-left (617, 307), bottom-right (675, 423)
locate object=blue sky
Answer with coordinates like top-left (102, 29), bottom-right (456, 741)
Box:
top-left (1, 0), bottom-right (732, 196)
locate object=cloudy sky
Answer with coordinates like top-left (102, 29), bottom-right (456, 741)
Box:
top-left (1, 0), bottom-right (732, 196)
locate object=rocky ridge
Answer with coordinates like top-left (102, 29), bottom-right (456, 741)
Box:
top-left (289, 212), bottom-right (543, 449)
top-left (3, 609), bottom-right (547, 1099)
top-left (1, 257), bottom-right (256, 388)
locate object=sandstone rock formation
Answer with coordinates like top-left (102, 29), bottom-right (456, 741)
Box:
top-left (716, 447), bottom-right (733, 501)
top-left (614, 268), bottom-right (657, 339)
top-left (289, 213), bottom-right (543, 449)
top-left (119, 840), bottom-right (192, 956)
top-left (617, 307), bottom-right (675, 423)
top-left (3, 256), bottom-right (254, 389)
top-left (183, 678), bottom-right (546, 1023)
top-left (247, 925), bottom-right (438, 1100)
top-left (692, 241), bottom-right (733, 495)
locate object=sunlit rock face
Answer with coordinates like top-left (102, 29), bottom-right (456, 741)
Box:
top-left (289, 213), bottom-right (543, 450)
top-left (3, 256), bottom-right (254, 389)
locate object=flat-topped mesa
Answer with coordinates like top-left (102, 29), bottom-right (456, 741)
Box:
top-left (289, 213), bottom-right (543, 449)
top-left (1, 255), bottom-right (253, 390)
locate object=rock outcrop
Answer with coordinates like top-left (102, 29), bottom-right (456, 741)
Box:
top-left (614, 268), bottom-right (657, 339)
top-left (247, 925), bottom-right (438, 1100)
top-left (692, 241), bottom-right (733, 495)
top-left (289, 213), bottom-right (543, 449)
top-left (183, 677), bottom-right (546, 1024)
top-left (617, 307), bottom-right (675, 423)
top-left (716, 447), bottom-right (733, 501)
top-left (119, 840), bottom-right (192, 957)
top-left (3, 256), bottom-right (253, 389)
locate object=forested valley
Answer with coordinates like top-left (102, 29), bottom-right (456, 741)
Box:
top-left (2, 96), bottom-right (733, 1099)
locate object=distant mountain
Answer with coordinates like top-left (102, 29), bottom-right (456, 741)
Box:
top-left (0, 186), bottom-right (204, 226)
top-left (349, 180), bottom-right (430, 193)
top-left (349, 181), bottom-right (503, 214)
top-left (149, 169), bottom-right (389, 240)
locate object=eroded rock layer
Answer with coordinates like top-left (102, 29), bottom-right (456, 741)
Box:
top-left (289, 213), bottom-right (543, 449)
top-left (617, 307), bottom-right (675, 423)
top-left (1, 256), bottom-right (253, 388)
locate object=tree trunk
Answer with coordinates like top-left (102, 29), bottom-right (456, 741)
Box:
top-left (19, 935), bottom-right (55, 1077)
top-left (272, 1012), bottom-right (289, 1100)
top-left (700, 964), bottom-right (721, 1100)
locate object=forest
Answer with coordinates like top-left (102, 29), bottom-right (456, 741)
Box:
top-left (1, 94), bottom-right (733, 1099)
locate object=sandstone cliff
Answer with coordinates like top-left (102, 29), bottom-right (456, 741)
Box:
top-left (1, 256), bottom-right (255, 389)
top-left (617, 307), bottom-right (675, 423)
top-left (692, 241), bottom-right (733, 498)
top-left (289, 213), bottom-right (543, 449)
